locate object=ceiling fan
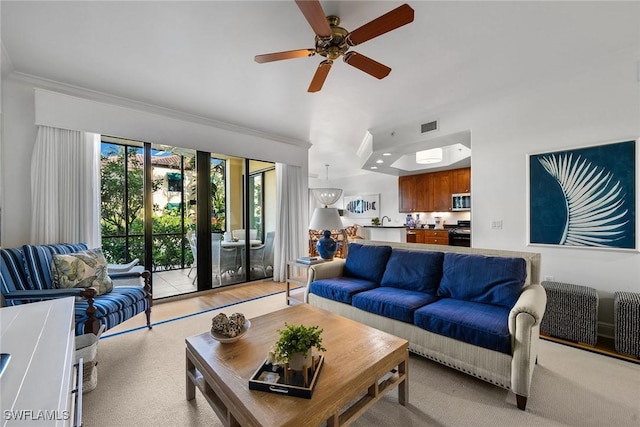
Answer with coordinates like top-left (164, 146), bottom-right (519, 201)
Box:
top-left (255, 1), bottom-right (414, 93)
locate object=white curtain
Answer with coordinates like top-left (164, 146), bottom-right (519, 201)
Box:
top-left (273, 163), bottom-right (307, 281)
top-left (31, 126), bottom-right (101, 247)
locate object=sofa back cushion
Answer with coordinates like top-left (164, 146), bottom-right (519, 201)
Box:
top-left (23, 243), bottom-right (89, 290)
top-left (437, 253), bottom-right (527, 308)
top-left (380, 249), bottom-right (444, 293)
top-left (344, 243), bottom-right (392, 283)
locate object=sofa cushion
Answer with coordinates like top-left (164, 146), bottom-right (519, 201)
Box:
top-left (380, 249), bottom-right (444, 293)
top-left (309, 276), bottom-right (378, 304)
top-left (22, 243), bottom-right (88, 290)
top-left (414, 299), bottom-right (512, 354)
top-left (437, 253), bottom-right (527, 308)
top-left (352, 287), bottom-right (439, 323)
top-left (344, 243), bottom-right (392, 283)
top-left (52, 248), bottom-right (114, 296)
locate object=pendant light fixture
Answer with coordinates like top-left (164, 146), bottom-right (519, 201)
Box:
top-left (311, 164), bottom-right (342, 207)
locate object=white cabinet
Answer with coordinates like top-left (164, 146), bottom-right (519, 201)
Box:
top-left (0, 298), bottom-right (81, 426)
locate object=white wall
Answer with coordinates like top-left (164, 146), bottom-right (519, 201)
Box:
top-left (1, 78), bottom-right (36, 247)
top-left (0, 76), bottom-right (309, 248)
top-left (331, 48), bottom-right (640, 333)
top-left (464, 50), bottom-right (640, 332)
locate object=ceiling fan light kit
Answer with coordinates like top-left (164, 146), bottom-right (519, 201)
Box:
top-left (255, 1), bottom-right (414, 92)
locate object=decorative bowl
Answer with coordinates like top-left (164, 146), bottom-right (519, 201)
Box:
top-left (210, 320), bottom-right (251, 344)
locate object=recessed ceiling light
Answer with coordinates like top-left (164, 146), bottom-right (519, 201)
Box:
top-left (382, 153), bottom-right (391, 156)
top-left (371, 166), bottom-right (378, 170)
top-left (376, 160), bottom-right (383, 164)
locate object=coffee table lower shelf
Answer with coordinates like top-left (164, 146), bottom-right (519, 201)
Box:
top-left (330, 366), bottom-right (407, 426)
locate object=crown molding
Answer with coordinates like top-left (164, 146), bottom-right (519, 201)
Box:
top-left (6, 70), bottom-right (311, 149)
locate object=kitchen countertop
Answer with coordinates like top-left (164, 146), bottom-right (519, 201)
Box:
top-left (363, 225), bottom-right (407, 228)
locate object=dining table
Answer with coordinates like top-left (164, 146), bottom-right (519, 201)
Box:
top-left (220, 239), bottom-right (262, 248)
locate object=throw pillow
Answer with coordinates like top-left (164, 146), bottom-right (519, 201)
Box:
top-left (344, 243), bottom-right (392, 284)
top-left (52, 248), bottom-right (113, 295)
top-left (437, 253), bottom-right (527, 308)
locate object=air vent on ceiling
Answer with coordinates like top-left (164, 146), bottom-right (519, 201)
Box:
top-left (421, 120), bottom-right (438, 134)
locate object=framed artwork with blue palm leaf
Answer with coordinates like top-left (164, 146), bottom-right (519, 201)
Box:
top-left (529, 139), bottom-right (636, 250)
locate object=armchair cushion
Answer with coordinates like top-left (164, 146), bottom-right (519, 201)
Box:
top-left (0, 247), bottom-right (30, 294)
top-left (52, 249), bottom-right (113, 295)
top-left (73, 285), bottom-right (148, 335)
top-left (22, 243), bottom-right (88, 290)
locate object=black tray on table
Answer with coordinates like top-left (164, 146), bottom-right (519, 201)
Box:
top-left (248, 355), bottom-right (324, 399)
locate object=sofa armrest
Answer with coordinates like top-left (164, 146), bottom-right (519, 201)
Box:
top-left (3, 288), bottom-right (85, 301)
top-left (304, 259), bottom-right (346, 303)
top-left (508, 283), bottom-right (547, 400)
top-left (509, 283), bottom-right (547, 333)
top-left (308, 259), bottom-right (346, 282)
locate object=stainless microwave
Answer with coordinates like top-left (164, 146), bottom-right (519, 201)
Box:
top-left (452, 193), bottom-right (471, 211)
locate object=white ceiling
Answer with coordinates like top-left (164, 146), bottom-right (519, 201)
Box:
top-left (2, 1), bottom-right (637, 180)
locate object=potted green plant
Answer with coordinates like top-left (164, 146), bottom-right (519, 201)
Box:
top-left (273, 323), bottom-right (326, 370)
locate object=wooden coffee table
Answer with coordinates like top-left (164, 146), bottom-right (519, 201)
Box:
top-left (185, 304), bottom-right (408, 427)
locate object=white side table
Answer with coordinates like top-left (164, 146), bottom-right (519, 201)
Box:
top-left (285, 261), bottom-right (314, 305)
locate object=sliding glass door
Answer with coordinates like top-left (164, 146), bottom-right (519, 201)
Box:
top-left (100, 139), bottom-right (145, 265)
top-left (100, 137), bottom-right (276, 298)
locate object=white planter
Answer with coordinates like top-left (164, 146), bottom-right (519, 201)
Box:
top-left (288, 351), bottom-right (312, 371)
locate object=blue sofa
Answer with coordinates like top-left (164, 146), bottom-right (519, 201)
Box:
top-left (0, 243), bottom-right (152, 335)
top-left (306, 241), bottom-right (546, 410)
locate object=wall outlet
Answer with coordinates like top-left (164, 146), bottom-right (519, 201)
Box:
top-left (490, 220), bottom-right (503, 229)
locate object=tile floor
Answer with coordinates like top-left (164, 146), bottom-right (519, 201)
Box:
top-left (151, 268), bottom-right (273, 300)
top-left (152, 269), bottom-right (198, 299)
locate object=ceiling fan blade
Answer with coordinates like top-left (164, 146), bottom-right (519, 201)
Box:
top-left (255, 49), bottom-right (315, 63)
top-left (343, 52), bottom-right (391, 79)
top-left (347, 4), bottom-right (414, 46)
top-left (295, 0), bottom-right (332, 38)
top-left (308, 60), bottom-right (333, 93)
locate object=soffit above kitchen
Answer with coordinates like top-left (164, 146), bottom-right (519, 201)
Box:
top-left (357, 119), bottom-right (471, 176)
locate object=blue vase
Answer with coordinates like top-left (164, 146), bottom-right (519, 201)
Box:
top-left (316, 230), bottom-right (337, 260)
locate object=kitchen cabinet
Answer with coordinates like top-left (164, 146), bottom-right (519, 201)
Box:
top-left (412, 229), bottom-right (425, 243)
top-left (423, 230), bottom-right (449, 245)
top-left (406, 229), bottom-right (449, 245)
top-left (431, 171), bottom-right (451, 212)
top-left (398, 175), bottom-right (430, 212)
top-left (451, 167), bottom-right (471, 193)
top-left (398, 167), bottom-right (470, 213)
top-left (398, 175), bottom-right (418, 212)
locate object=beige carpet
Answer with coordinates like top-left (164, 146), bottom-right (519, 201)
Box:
top-left (84, 294), bottom-right (640, 426)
